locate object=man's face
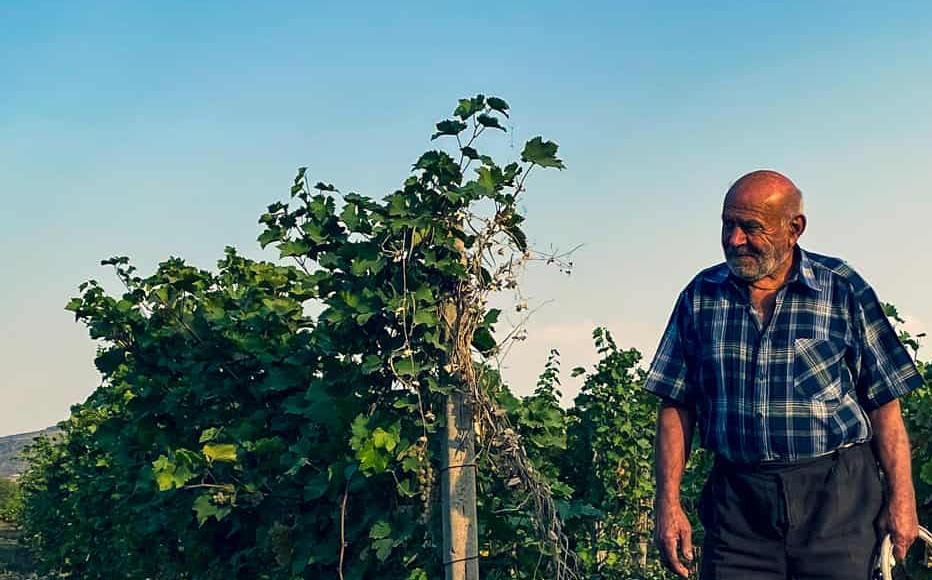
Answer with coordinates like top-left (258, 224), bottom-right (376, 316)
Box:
top-left (721, 191), bottom-right (795, 282)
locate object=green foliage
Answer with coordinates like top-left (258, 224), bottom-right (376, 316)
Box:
top-left (20, 95), bottom-right (570, 580)
top-left (559, 329), bottom-right (710, 579)
top-left (473, 356), bottom-right (574, 578)
top-left (0, 478), bottom-right (22, 522)
top-left (885, 305), bottom-right (932, 578)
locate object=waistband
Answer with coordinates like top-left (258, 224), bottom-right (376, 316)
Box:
top-left (715, 441), bottom-right (867, 474)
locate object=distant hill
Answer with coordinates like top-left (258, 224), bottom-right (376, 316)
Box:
top-left (0, 428), bottom-right (58, 479)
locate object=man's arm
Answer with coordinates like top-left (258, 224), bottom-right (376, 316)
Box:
top-left (654, 401), bottom-right (696, 578)
top-left (870, 399), bottom-right (919, 562)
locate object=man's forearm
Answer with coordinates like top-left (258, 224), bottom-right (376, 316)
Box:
top-left (655, 402), bottom-right (696, 505)
top-left (869, 398), bottom-right (919, 559)
top-left (870, 399), bottom-right (915, 500)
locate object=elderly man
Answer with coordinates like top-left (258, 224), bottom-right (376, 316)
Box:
top-left (644, 170), bottom-right (923, 579)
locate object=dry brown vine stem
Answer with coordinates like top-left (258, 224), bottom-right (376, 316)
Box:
top-left (338, 474), bottom-right (352, 580)
top-left (440, 198), bottom-right (582, 579)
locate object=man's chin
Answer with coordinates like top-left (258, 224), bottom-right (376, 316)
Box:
top-left (726, 261), bottom-right (762, 282)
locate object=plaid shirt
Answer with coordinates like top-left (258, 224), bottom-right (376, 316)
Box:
top-left (644, 247), bottom-right (924, 463)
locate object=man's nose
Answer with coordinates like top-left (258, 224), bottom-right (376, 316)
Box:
top-left (726, 226), bottom-right (747, 247)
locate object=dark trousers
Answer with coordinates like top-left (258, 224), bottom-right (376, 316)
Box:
top-left (699, 443), bottom-right (884, 580)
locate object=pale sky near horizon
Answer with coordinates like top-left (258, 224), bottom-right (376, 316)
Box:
top-left (3, 1), bottom-right (932, 437)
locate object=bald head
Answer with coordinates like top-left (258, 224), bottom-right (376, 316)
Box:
top-left (725, 170), bottom-right (804, 222)
top-left (721, 170), bottom-right (807, 283)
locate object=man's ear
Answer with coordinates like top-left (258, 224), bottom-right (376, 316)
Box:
top-left (789, 214), bottom-right (807, 241)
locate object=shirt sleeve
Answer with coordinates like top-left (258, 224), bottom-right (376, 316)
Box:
top-left (853, 284), bottom-right (925, 411)
top-left (643, 290), bottom-right (694, 405)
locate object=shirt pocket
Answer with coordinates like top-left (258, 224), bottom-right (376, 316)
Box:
top-left (793, 338), bottom-right (845, 402)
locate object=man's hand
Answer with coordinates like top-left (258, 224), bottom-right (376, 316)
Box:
top-left (870, 399), bottom-right (919, 563)
top-left (654, 499), bottom-right (694, 578)
top-left (654, 402), bottom-right (696, 577)
top-left (877, 492), bottom-right (919, 562)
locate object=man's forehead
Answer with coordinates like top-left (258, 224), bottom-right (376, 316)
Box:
top-left (723, 180), bottom-right (799, 220)
top-left (726, 183), bottom-right (785, 205)
top-left (722, 190), bottom-right (781, 216)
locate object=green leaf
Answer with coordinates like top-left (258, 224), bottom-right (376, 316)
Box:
top-left (370, 520), bottom-right (391, 539)
top-left (431, 119), bottom-right (468, 140)
top-left (262, 297), bottom-right (299, 316)
top-left (373, 538), bottom-right (393, 561)
top-left (202, 443), bottom-right (238, 463)
top-left (397, 478), bottom-right (416, 497)
top-left (392, 398), bottom-right (417, 412)
top-left (356, 445), bottom-right (389, 473)
top-left (371, 427), bottom-right (397, 452)
top-left (151, 454), bottom-right (197, 491)
top-left (304, 472), bottom-right (330, 501)
top-left (472, 327), bottom-right (496, 353)
top-left (487, 96), bottom-right (509, 117)
top-left (477, 114), bottom-right (505, 131)
top-left (401, 455), bottom-right (420, 473)
top-left (394, 357), bottom-right (418, 377)
top-left (192, 494), bottom-right (231, 527)
top-left (278, 240), bottom-right (311, 257)
top-left (94, 348), bottom-right (125, 374)
top-left (340, 290), bottom-right (361, 309)
top-left (411, 228), bottom-right (425, 248)
top-left (505, 223), bottom-right (528, 252)
top-left (476, 165), bottom-right (503, 194)
top-left (199, 428), bottom-right (221, 443)
top-left (257, 228), bottom-right (281, 248)
top-left (412, 285), bottom-right (434, 302)
top-left (153, 461), bottom-right (176, 492)
top-left (521, 136), bottom-right (565, 169)
top-left (412, 307), bottom-right (438, 326)
top-left (460, 146), bottom-right (480, 160)
top-left (340, 203), bottom-right (361, 230)
top-left (454, 94), bottom-right (485, 120)
top-left (921, 459), bottom-right (932, 485)
top-left (300, 222), bottom-right (329, 244)
top-left (361, 354), bottom-right (383, 375)
top-left (350, 415), bottom-right (370, 443)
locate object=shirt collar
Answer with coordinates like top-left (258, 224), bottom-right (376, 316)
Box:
top-left (703, 246), bottom-right (822, 292)
top-left (790, 247), bottom-right (822, 292)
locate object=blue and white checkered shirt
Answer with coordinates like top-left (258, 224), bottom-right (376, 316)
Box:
top-left (643, 247), bottom-right (924, 464)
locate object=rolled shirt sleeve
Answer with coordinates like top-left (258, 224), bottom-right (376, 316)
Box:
top-left (853, 284), bottom-right (925, 411)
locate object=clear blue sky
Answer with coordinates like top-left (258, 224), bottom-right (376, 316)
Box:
top-left (3, 1), bottom-right (932, 436)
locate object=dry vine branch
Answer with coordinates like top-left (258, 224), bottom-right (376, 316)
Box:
top-left (436, 195), bottom-right (583, 580)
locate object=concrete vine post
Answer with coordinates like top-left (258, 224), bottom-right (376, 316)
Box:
top-left (441, 389), bottom-right (479, 580)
